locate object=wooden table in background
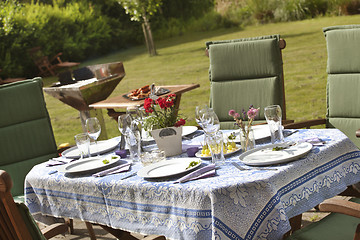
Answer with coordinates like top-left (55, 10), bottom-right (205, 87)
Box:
top-left (89, 83), bottom-right (200, 121)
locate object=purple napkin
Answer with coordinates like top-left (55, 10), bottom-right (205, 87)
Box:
top-left (92, 162), bottom-right (131, 177)
top-left (46, 157), bottom-right (70, 167)
top-left (174, 164), bottom-right (216, 183)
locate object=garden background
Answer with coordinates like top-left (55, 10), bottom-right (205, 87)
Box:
top-left (1, 0), bottom-right (360, 145)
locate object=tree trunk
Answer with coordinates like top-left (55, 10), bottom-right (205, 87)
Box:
top-left (142, 15), bottom-right (157, 56)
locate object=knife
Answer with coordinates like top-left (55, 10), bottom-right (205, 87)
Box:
top-left (120, 172), bottom-right (137, 180)
top-left (232, 162), bottom-right (278, 171)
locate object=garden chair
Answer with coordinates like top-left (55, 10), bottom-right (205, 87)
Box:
top-left (284, 25), bottom-right (360, 149)
top-left (0, 170), bottom-right (69, 239)
top-left (205, 34), bottom-right (291, 129)
top-left (28, 46), bottom-right (80, 77)
top-left (285, 197), bottom-right (360, 240)
top-left (0, 69), bottom-right (25, 85)
top-left (0, 78), bottom-right (96, 238)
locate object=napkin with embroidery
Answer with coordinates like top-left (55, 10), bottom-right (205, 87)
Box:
top-left (174, 164), bottom-right (216, 183)
top-left (92, 162), bottom-right (131, 177)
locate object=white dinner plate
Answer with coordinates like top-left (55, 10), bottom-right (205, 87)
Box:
top-left (225, 125), bottom-right (275, 142)
top-left (57, 155), bottom-right (122, 174)
top-left (137, 158), bottom-right (202, 178)
top-left (239, 142), bottom-right (313, 166)
top-left (142, 126), bottom-right (198, 141)
top-left (195, 144), bottom-right (242, 160)
top-left (62, 138), bottom-right (120, 158)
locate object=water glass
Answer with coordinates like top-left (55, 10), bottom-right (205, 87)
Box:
top-left (205, 132), bottom-right (225, 166)
top-left (85, 117), bottom-right (101, 153)
top-left (264, 105), bottom-right (284, 144)
top-left (74, 133), bottom-right (90, 159)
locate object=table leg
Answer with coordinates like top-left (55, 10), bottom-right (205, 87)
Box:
top-left (85, 221), bottom-right (96, 240)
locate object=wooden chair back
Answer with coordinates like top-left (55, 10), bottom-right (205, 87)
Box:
top-left (0, 170), bottom-right (33, 240)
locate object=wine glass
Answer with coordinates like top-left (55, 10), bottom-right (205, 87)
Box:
top-left (202, 110), bottom-right (220, 135)
top-left (264, 105), bottom-right (284, 144)
top-left (86, 117), bottom-right (101, 153)
top-left (118, 114), bottom-right (141, 161)
top-left (195, 105), bottom-right (210, 129)
top-left (74, 133), bottom-right (90, 159)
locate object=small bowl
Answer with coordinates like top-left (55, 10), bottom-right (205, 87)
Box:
top-left (186, 147), bottom-right (199, 157)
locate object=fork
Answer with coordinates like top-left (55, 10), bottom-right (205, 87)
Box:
top-left (232, 162), bottom-right (278, 171)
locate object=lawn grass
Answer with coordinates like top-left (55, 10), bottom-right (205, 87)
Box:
top-left (43, 15), bottom-right (360, 146)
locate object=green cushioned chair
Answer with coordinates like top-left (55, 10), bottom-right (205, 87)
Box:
top-left (0, 170), bottom-right (68, 239)
top-left (205, 35), bottom-right (288, 129)
top-left (286, 197), bottom-right (360, 240)
top-left (0, 78), bottom-right (58, 201)
top-left (285, 25), bottom-right (360, 149)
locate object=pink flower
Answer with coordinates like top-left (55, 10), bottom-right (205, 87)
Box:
top-left (247, 107), bottom-right (259, 120)
top-left (228, 109), bottom-right (236, 117)
top-left (234, 113), bottom-right (240, 119)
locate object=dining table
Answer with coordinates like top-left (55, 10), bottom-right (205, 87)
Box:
top-left (24, 127), bottom-right (360, 240)
top-left (89, 84), bottom-right (200, 121)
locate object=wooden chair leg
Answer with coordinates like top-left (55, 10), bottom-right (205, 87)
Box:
top-left (67, 219), bottom-right (74, 234)
top-left (289, 214), bottom-right (302, 232)
top-left (354, 223), bottom-right (360, 240)
top-left (85, 221), bottom-right (96, 240)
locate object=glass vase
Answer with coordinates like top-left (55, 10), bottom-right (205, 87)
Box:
top-left (239, 127), bottom-right (256, 152)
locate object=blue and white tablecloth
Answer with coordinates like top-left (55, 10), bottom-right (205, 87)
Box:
top-left (25, 129), bottom-right (360, 240)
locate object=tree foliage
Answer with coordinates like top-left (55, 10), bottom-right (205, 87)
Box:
top-left (117, 0), bottom-right (163, 56)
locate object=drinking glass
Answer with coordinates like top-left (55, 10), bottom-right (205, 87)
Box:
top-left (74, 133), bottom-right (90, 159)
top-left (85, 117), bottom-right (101, 152)
top-left (195, 105), bottom-right (220, 134)
top-left (205, 131), bottom-right (225, 166)
top-left (202, 110), bottom-right (220, 135)
top-left (118, 114), bottom-right (141, 161)
top-left (264, 105), bottom-right (284, 144)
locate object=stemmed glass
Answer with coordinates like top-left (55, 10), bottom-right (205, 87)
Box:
top-left (74, 133), bottom-right (90, 159)
top-left (85, 117), bottom-right (101, 153)
top-left (118, 114), bottom-right (141, 161)
top-left (195, 105), bottom-right (220, 134)
top-left (264, 105), bottom-right (284, 144)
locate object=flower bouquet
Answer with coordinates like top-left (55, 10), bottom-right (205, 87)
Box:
top-left (229, 105), bottom-right (259, 152)
top-left (143, 94), bottom-right (186, 156)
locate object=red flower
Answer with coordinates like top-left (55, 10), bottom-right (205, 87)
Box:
top-left (156, 97), bottom-right (166, 109)
top-left (144, 98), bottom-right (154, 113)
top-left (174, 118), bottom-right (186, 127)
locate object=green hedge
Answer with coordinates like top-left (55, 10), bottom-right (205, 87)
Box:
top-left (0, 0), bottom-right (141, 78)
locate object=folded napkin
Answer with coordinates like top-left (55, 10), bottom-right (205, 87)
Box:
top-left (174, 164), bottom-right (216, 183)
top-left (92, 162), bottom-right (131, 177)
top-left (46, 157), bottom-right (71, 167)
top-left (182, 143), bottom-right (202, 152)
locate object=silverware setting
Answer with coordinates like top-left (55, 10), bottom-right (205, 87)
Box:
top-left (232, 162), bottom-right (278, 171)
top-left (120, 172), bottom-right (137, 180)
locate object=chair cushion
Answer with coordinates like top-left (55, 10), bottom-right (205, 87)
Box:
top-left (323, 25), bottom-right (360, 74)
top-left (327, 118), bottom-right (360, 149)
top-left (210, 76), bottom-right (282, 123)
top-left (208, 36), bottom-right (282, 81)
top-left (16, 202), bottom-right (47, 240)
top-left (0, 78), bottom-right (58, 197)
top-left (327, 74), bottom-right (360, 118)
top-left (286, 198), bottom-right (360, 240)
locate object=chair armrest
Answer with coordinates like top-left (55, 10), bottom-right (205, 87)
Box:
top-left (283, 118), bottom-right (326, 129)
top-left (41, 222), bottom-right (69, 239)
top-left (50, 52), bottom-right (63, 64)
top-left (356, 129), bottom-right (360, 138)
top-left (319, 198), bottom-right (360, 218)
